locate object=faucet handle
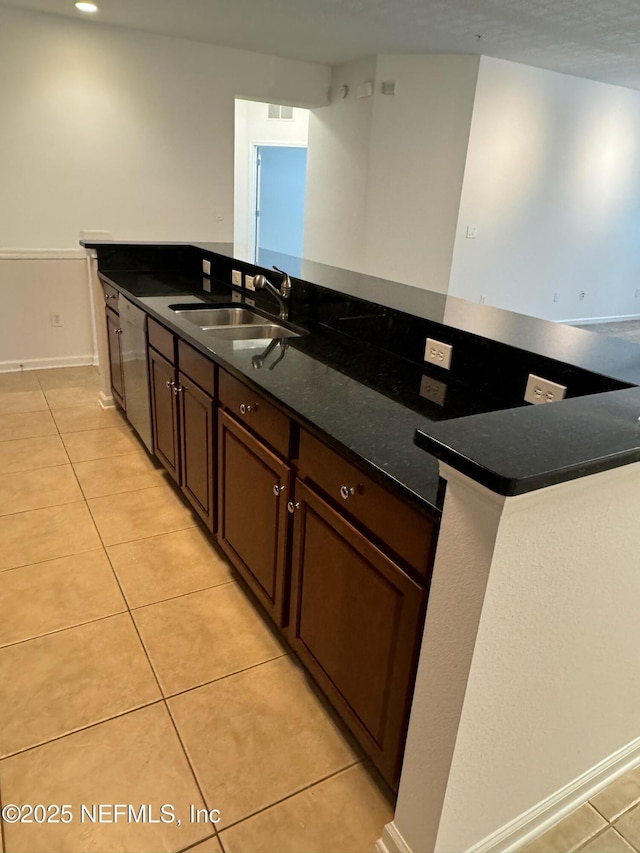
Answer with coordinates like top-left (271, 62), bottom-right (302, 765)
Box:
top-left (272, 266), bottom-right (292, 296)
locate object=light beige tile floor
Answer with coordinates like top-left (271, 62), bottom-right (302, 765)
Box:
top-left (0, 366), bottom-right (394, 853)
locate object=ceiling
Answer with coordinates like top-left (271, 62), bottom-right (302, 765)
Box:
top-left (4, 0), bottom-right (640, 90)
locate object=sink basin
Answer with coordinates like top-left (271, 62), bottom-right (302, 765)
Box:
top-left (168, 303), bottom-right (305, 340)
top-left (202, 324), bottom-right (301, 340)
top-left (170, 306), bottom-right (271, 328)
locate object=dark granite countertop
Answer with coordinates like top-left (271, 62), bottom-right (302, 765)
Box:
top-left (89, 242), bottom-right (640, 499)
top-left (99, 270), bottom-right (446, 515)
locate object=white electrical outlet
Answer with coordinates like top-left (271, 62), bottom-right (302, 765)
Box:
top-left (424, 338), bottom-right (453, 370)
top-left (419, 375), bottom-right (447, 406)
top-left (231, 291), bottom-right (242, 303)
top-left (231, 270), bottom-right (242, 286)
top-left (202, 277), bottom-right (211, 293)
top-left (524, 374), bottom-right (567, 405)
top-left (466, 224), bottom-right (478, 239)
top-left (579, 290), bottom-right (585, 300)
top-left (202, 259), bottom-right (211, 275)
top-left (50, 312), bottom-right (63, 328)
top-left (245, 275), bottom-right (256, 291)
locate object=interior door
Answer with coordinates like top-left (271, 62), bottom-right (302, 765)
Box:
top-left (255, 145), bottom-right (307, 271)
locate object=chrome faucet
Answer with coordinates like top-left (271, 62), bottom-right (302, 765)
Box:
top-left (253, 266), bottom-right (292, 321)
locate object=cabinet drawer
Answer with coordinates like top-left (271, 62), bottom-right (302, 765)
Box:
top-left (102, 282), bottom-right (119, 311)
top-left (298, 429), bottom-right (436, 579)
top-left (148, 318), bottom-right (176, 364)
top-left (219, 370), bottom-right (290, 457)
top-left (178, 340), bottom-right (216, 397)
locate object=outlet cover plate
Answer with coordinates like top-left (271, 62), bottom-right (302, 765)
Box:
top-left (524, 374), bottom-right (567, 405)
top-left (245, 275), bottom-right (256, 292)
top-left (424, 338), bottom-right (453, 370)
top-left (202, 259), bottom-right (211, 276)
top-left (419, 374), bottom-right (447, 406)
top-left (231, 270), bottom-right (242, 286)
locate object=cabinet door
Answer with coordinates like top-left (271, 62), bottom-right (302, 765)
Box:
top-left (217, 410), bottom-right (290, 627)
top-left (289, 479), bottom-right (425, 787)
top-left (178, 371), bottom-right (215, 532)
top-left (106, 308), bottom-right (125, 409)
top-left (148, 347), bottom-right (180, 484)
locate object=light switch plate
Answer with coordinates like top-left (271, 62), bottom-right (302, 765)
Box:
top-left (424, 338), bottom-right (453, 370)
top-left (231, 270), bottom-right (242, 286)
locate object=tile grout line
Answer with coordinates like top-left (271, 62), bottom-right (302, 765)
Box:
top-left (0, 608), bottom-right (129, 651)
top-left (0, 541), bottom-right (99, 576)
top-left (0, 699), bottom-right (165, 763)
top-left (95, 508), bottom-right (223, 846)
top-left (217, 757), bottom-right (365, 837)
top-left (175, 831), bottom-right (220, 853)
top-left (161, 650), bottom-right (293, 703)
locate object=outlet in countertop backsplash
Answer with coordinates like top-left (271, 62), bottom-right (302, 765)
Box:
top-left (89, 240), bottom-right (635, 415)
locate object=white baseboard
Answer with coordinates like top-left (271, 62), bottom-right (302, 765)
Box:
top-left (0, 354), bottom-right (98, 373)
top-left (560, 312), bottom-right (640, 325)
top-left (467, 735), bottom-right (640, 853)
top-left (376, 822), bottom-right (413, 853)
top-left (99, 390), bottom-right (115, 409)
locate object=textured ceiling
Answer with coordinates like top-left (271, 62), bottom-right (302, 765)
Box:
top-left (3, 0), bottom-right (640, 89)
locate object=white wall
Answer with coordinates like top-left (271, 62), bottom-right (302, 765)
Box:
top-left (305, 54), bottom-right (479, 291)
top-left (362, 54), bottom-right (479, 292)
top-left (234, 99), bottom-right (309, 260)
top-left (0, 4), bottom-right (328, 368)
top-left (391, 461), bottom-right (640, 853)
top-left (0, 255), bottom-right (95, 371)
top-left (304, 56), bottom-right (377, 272)
top-left (449, 56), bottom-right (640, 322)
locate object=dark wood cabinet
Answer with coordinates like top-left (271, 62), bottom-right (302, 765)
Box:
top-left (288, 478), bottom-right (426, 786)
top-left (142, 339), bottom-right (435, 790)
top-left (148, 333), bottom-right (217, 531)
top-left (105, 308), bottom-right (125, 410)
top-left (148, 347), bottom-right (181, 484)
top-left (179, 371), bottom-right (215, 530)
top-left (217, 409), bottom-right (291, 626)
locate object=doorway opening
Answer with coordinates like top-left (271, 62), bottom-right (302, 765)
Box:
top-left (234, 98), bottom-right (309, 273)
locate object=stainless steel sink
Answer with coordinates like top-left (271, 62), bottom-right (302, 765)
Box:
top-left (168, 303), bottom-right (305, 339)
top-left (202, 324), bottom-right (301, 340)
top-left (171, 306), bottom-right (271, 328)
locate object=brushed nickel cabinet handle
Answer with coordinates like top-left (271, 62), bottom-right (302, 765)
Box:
top-left (340, 485), bottom-right (356, 500)
top-left (115, 328), bottom-right (123, 334)
top-left (273, 484), bottom-right (286, 496)
top-left (239, 403), bottom-right (258, 415)
top-left (287, 501), bottom-right (300, 513)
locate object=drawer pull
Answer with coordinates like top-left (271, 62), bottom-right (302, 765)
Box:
top-left (105, 294), bottom-right (116, 301)
top-left (287, 501), bottom-right (300, 514)
top-left (115, 328), bottom-right (123, 335)
top-left (173, 384), bottom-right (183, 395)
top-left (340, 485), bottom-right (356, 500)
top-left (273, 484), bottom-right (286, 496)
top-left (239, 403), bottom-right (258, 415)
top-left (166, 380), bottom-right (174, 388)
